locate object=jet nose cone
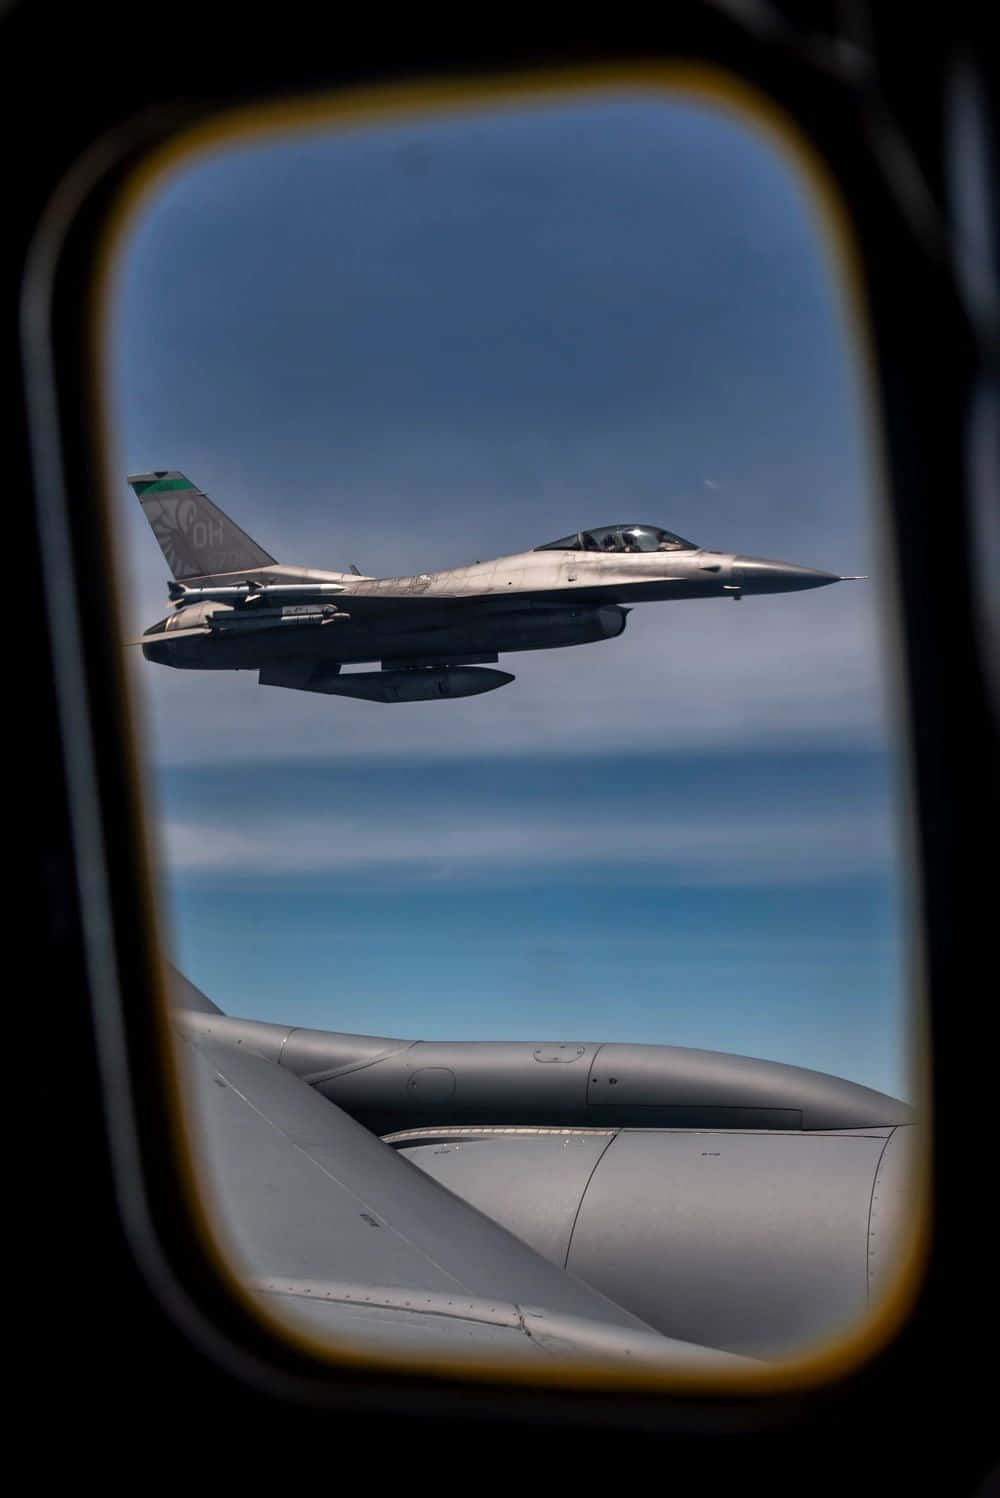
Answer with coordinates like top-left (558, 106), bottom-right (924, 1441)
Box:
top-left (734, 556), bottom-right (843, 595)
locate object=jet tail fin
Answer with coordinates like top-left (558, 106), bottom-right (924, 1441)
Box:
top-left (128, 471), bottom-right (276, 580)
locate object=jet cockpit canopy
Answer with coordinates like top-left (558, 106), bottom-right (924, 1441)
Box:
top-left (535, 524), bottom-right (697, 554)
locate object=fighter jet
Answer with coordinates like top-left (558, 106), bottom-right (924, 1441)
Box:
top-left (130, 471), bottom-right (863, 703)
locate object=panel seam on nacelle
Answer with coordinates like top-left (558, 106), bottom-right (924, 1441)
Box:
top-left (583, 1042), bottom-right (606, 1112)
top-left (562, 1127), bottom-right (619, 1271)
top-left (276, 1026), bottom-right (298, 1066)
top-left (301, 1040), bottom-right (418, 1087)
top-left (865, 1126), bottom-right (897, 1302)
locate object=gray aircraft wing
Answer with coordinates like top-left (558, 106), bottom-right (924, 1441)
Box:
top-left (174, 970), bottom-right (916, 1368)
top-left (179, 998), bottom-right (755, 1370)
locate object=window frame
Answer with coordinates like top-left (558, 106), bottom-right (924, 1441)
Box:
top-left (16, 23), bottom-right (996, 1478)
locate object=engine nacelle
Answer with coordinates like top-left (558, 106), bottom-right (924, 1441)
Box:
top-left (176, 1003), bottom-right (920, 1363)
top-left (396, 1122), bottom-right (918, 1361)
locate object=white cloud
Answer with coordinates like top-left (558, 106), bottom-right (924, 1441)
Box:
top-left (161, 795), bottom-right (892, 885)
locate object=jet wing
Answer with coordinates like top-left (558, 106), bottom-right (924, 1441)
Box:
top-left (180, 1015), bottom-right (754, 1370)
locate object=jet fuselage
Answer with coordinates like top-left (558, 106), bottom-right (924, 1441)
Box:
top-left (142, 546), bottom-right (841, 673)
top-left (130, 472), bottom-right (856, 700)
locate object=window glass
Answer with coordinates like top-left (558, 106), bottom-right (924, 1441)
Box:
top-left (537, 526), bottom-right (696, 552)
top-left (107, 83), bottom-right (917, 1375)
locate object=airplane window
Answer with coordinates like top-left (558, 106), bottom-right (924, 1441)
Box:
top-left (652, 528), bottom-right (695, 551)
top-left (536, 532), bottom-right (585, 551)
top-left (534, 526), bottom-right (696, 552)
top-left (570, 525), bottom-right (698, 552)
top-left (107, 78), bottom-right (920, 1381)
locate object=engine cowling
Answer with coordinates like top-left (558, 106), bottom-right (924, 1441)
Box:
top-left (395, 1122), bottom-right (918, 1361)
top-left (176, 1004), bottom-right (919, 1362)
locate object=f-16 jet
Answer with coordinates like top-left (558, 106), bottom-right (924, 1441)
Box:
top-left (131, 471), bottom-right (863, 703)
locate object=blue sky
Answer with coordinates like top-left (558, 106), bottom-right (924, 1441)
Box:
top-left (107, 89), bottom-right (911, 1099)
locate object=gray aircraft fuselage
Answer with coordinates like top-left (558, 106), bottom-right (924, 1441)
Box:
top-left (132, 474), bottom-right (860, 702)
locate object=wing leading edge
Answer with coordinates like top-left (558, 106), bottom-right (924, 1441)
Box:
top-left (180, 1021), bottom-right (755, 1371)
